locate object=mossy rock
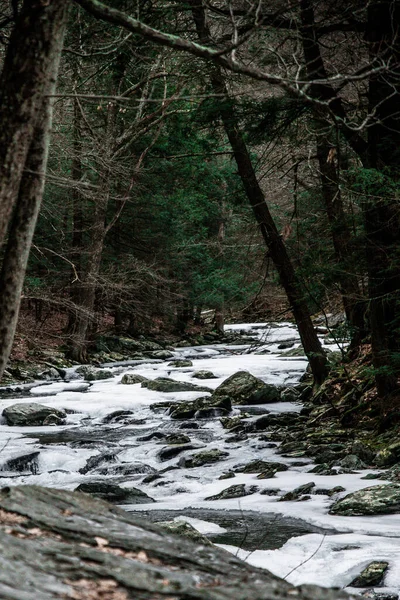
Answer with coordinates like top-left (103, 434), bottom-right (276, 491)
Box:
top-left (76, 366), bottom-right (113, 381)
top-left (205, 484), bottom-right (258, 500)
top-left (75, 482), bottom-right (154, 504)
top-left (234, 460), bottom-right (288, 474)
top-left (180, 449), bottom-right (229, 468)
top-left (169, 396), bottom-right (231, 420)
top-left (192, 371), bottom-right (218, 380)
top-left (330, 483), bottom-right (400, 515)
top-left (168, 360), bottom-right (193, 367)
top-left (350, 561), bottom-right (389, 587)
top-left (212, 371), bottom-right (280, 406)
top-left (121, 374), bottom-right (149, 385)
top-left (142, 377), bottom-right (212, 394)
top-left (2, 403), bottom-right (66, 426)
top-left (376, 441), bottom-right (400, 466)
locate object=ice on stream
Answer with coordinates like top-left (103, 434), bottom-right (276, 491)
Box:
top-left (0, 322), bottom-right (398, 595)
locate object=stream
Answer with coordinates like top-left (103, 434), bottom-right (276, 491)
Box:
top-left (0, 322), bottom-right (399, 597)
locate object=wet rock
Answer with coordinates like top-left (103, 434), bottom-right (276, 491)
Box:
top-left (350, 561), bottom-right (389, 587)
top-left (166, 433), bottom-right (191, 445)
top-left (121, 374), bottom-right (149, 385)
top-left (97, 463), bottom-right (157, 477)
top-left (142, 473), bottom-right (162, 484)
top-left (361, 593), bottom-right (397, 600)
top-left (330, 484), bottom-right (400, 515)
top-left (351, 441), bottom-right (375, 464)
top-left (212, 371), bottom-right (280, 405)
top-left (339, 455), bottom-right (367, 470)
top-left (79, 451), bottom-right (120, 475)
top-left (180, 449), bottom-right (229, 468)
top-left (205, 484), bottom-right (258, 500)
top-left (137, 431), bottom-right (166, 442)
top-left (2, 403), bottom-right (66, 426)
top-left (102, 410), bottom-right (146, 425)
top-left (168, 359), bottom-right (193, 367)
top-left (195, 407), bottom-right (229, 419)
top-left (314, 486), bottom-right (345, 497)
top-left (1, 452), bottom-right (40, 474)
top-left (146, 350), bottom-right (174, 359)
top-left (376, 441), bottom-right (400, 467)
top-left (37, 367), bottom-right (62, 381)
top-left (75, 482), bottom-right (155, 504)
top-left (279, 482), bottom-right (315, 501)
top-left (277, 342), bottom-right (295, 350)
top-left (308, 464), bottom-right (338, 475)
top-left (157, 520), bottom-right (212, 545)
top-left (235, 460), bottom-right (288, 474)
top-left (170, 396), bottom-right (231, 420)
top-left (257, 469), bottom-right (280, 479)
top-left (280, 387), bottom-right (300, 402)
top-left (219, 471), bottom-right (236, 480)
top-left (220, 415), bottom-right (247, 430)
top-left (76, 366), bottom-right (113, 381)
top-left (225, 433), bottom-right (248, 443)
top-left (179, 422), bottom-right (200, 429)
top-left (142, 377), bottom-right (212, 394)
top-left (43, 413), bottom-right (66, 426)
top-left (158, 444), bottom-right (197, 462)
top-left (192, 370), bottom-right (218, 379)
top-left (254, 413), bottom-right (302, 430)
top-left (260, 488), bottom-right (281, 496)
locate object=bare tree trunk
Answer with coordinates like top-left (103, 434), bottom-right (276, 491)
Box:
top-left (0, 0), bottom-right (68, 249)
top-left (299, 0), bottom-right (365, 345)
top-left (0, 0), bottom-right (68, 379)
top-left (189, 0), bottom-right (328, 384)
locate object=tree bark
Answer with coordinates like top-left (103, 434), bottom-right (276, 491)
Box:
top-left (190, 0), bottom-right (328, 384)
top-left (0, 0), bottom-right (68, 249)
top-left (299, 0), bottom-right (365, 345)
top-left (0, 0), bottom-right (68, 379)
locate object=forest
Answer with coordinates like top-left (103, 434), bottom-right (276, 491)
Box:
top-left (0, 0), bottom-right (400, 598)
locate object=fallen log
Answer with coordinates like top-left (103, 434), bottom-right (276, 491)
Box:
top-left (0, 485), bottom-right (350, 600)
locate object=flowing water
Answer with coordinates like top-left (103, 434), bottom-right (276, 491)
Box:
top-left (0, 322), bottom-right (398, 595)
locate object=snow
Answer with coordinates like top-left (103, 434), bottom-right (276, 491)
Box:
top-left (0, 322), bottom-right (398, 595)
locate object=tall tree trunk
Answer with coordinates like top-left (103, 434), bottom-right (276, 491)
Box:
top-left (189, 0), bottom-right (328, 384)
top-left (0, 0), bottom-right (68, 379)
top-left (364, 0), bottom-right (400, 396)
top-left (299, 0), bottom-right (365, 345)
top-left (0, 0), bottom-right (68, 249)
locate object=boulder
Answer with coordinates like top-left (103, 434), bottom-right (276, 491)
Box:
top-left (169, 396), bottom-right (231, 420)
top-left (121, 374), bottom-right (148, 385)
top-left (211, 371), bottom-right (280, 405)
top-left (165, 433), bottom-right (191, 445)
top-left (168, 360), bottom-right (193, 367)
top-left (180, 449), bottom-right (229, 468)
top-left (330, 484), bottom-right (400, 515)
top-left (350, 561), bottom-right (389, 587)
top-left (0, 485), bottom-right (356, 600)
top-left (75, 482), bottom-right (155, 504)
top-left (279, 482), bottom-right (315, 501)
top-left (76, 366), bottom-right (113, 381)
top-left (205, 484), bottom-right (258, 500)
top-left (158, 444), bottom-right (198, 462)
top-left (79, 451), bottom-right (120, 475)
top-left (234, 460), bottom-right (288, 474)
top-left (1, 452), bottom-right (40, 474)
top-left (192, 370), bottom-right (218, 379)
top-left (102, 410), bottom-right (146, 425)
top-left (376, 441), bottom-right (400, 466)
top-left (141, 377), bottom-right (212, 393)
top-left (146, 350), bottom-right (174, 359)
top-left (280, 387), bottom-right (300, 402)
top-left (2, 403), bottom-right (66, 426)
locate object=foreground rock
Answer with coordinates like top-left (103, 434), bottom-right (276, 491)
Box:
top-left (212, 371), bottom-right (280, 405)
top-left (350, 561), bottom-right (389, 587)
top-left (2, 403), bottom-right (66, 426)
top-left (0, 485), bottom-right (349, 600)
top-left (330, 484), bottom-right (400, 515)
